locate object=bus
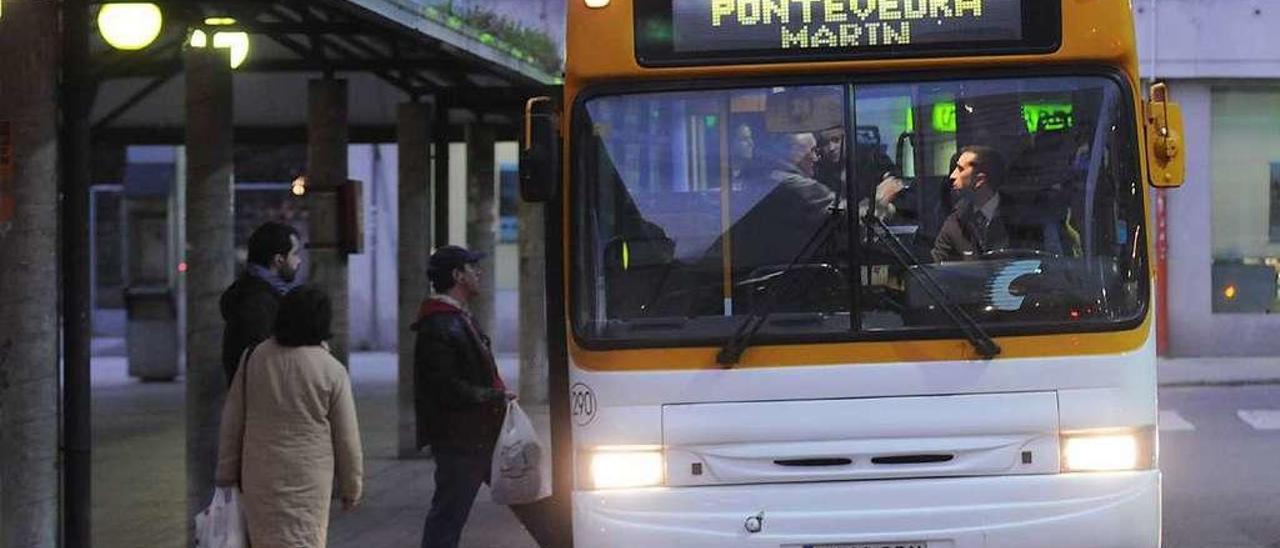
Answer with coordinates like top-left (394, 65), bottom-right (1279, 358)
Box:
top-left (521, 1), bottom-right (1185, 546)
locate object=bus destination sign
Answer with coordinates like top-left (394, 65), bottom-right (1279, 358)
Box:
top-left (635, 0), bottom-right (1056, 66)
top-left (680, 0), bottom-right (1020, 52)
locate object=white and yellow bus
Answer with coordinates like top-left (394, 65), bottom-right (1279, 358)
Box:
top-left (522, 1), bottom-right (1185, 546)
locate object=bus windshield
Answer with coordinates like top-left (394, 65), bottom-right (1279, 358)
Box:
top-left (572, 75), bottom-right (1147, 348)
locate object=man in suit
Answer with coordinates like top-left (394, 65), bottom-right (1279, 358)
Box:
top-left (931, 145), bottom-right (1012, 262)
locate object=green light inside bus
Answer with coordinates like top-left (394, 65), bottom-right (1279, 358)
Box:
top-left (907, 103), bottom-right (1074, 134)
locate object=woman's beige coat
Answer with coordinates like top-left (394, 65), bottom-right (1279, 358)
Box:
top-left (216, 338), bottom-right (363, 548)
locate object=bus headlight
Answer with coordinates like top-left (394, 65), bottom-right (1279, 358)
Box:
top-left (586, 446), bottom-right (664, 489)
top-left (1061, 428), bottom-right (1154, 472)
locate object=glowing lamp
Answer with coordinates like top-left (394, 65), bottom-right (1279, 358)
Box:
top-left (98, 3), bottom-right (163, 51)
top-left (291, 176), bottom-right (307, 196)
top-left (586, 446), bottom-right (663, 489)
top-left (584, 0), bottom-right (611, 7)
top-left (1224, 284), bottom-right (1238, 300)
top-left (190, 21), bottom-right (250, 69)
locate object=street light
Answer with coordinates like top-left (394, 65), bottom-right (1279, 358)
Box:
top-left (98, 3), bottom-right (163, 51)
top-left (189, 17), bottom-right (250, 69)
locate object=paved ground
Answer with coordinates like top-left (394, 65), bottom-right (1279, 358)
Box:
top-left (90, 344), bottom-right (1280, 547)
top-left (91, 352), bottom-right (542, 548)
top-left (1159, 384), bottom-right (1280, 547)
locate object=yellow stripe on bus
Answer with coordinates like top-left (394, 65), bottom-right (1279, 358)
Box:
top-left (569, 316), bottom-right (1151, 371)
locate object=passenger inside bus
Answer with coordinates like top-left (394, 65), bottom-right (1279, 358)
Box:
top-left (714, 131), bottom-right (837, 278)
top-left (813, 125), bottom-right (844, 192)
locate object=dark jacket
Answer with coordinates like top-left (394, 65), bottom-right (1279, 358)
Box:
top-left (719, 161), bottom-right (837, 272)
top-left (220, 274), bottom-right (280, 386)
top-left (931, 198), bottom-right (1011, 262)
top-left (931, 195), bottom-right (1053, 262)
top-left (411, 298), bottom-right (507, 453)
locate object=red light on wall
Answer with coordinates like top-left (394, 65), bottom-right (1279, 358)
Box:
top-left (177, 262), bottom-right (188, 273)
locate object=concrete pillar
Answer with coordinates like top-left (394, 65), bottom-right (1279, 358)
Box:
top-left (184, 46), bottom-right (236, 540)
top-left (465, 124), bottom-right (497, 336)
top-left (433, 102), bottom-right (451, 248)
top-left (397, 101), bottom-right (433, 457)
top-left (0, 2), bottom-right (61, 544)
top-left (519, 202), bottom-right (549, 404)
top-left (307, 79), bottom-right (350, 365)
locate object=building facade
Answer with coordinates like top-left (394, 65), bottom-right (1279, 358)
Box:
top-left (1136, 0), bottom-right (1280, 355)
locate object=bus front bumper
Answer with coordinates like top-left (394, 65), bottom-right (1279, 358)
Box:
top-left (572, 471), bottom-right (1159, 548)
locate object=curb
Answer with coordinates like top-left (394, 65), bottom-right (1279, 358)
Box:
top-left (1159, 378), bottom-right (1280, 388)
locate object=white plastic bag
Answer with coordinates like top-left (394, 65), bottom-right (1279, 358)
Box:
top-left (490, 400), bottom-right (552, 505)
top-left (194, 487), bottom-right (248, 548)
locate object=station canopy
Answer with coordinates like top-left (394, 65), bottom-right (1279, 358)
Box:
top-left (91, 0), bottom-right (561, 144)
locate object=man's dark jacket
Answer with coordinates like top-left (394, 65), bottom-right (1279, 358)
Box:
top-left (931, 194), bottom-right (1052, 262)
top-left (220, 274), bottom-right (280, 386)
top-left (412, 298), bottom-right (506, 453)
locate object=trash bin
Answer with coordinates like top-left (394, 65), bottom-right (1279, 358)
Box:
top-left (124, 284), bottom-right (178, 381)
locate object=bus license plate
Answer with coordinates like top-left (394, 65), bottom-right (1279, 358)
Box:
top-left (800, 543), bottom-right (927, 548)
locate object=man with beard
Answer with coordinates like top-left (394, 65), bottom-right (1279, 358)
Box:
top-left (931, 145), bottom-right (1016, 262)
top-left (220, 221), bottom-right (304, 386)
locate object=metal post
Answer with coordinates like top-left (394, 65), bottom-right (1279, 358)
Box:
top-left (306, 78), bottom-right (350, 365)
top-left (397, 100), bottom-right (433, 457)
top-left (0, 1), bottom-right (62, 545)
top-left (1155, 190), bottom-right (1169, 356)
top-left (184, 46), bottom-right (236, 542)
top-left (464, 124), bottom-right (497, 336)
top-left (61, 0), bottom-right (94, 545)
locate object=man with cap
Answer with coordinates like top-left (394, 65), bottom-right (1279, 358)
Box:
top-left (412, 245), bottom-right (556, 548)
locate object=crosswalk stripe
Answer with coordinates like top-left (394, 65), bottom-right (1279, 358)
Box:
top-left (1158, 410), bottom-right (1195, 431)
top-left (1237, 409), bottom-right (1280, 430)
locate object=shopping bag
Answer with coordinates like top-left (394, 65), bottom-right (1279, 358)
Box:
top-left (194, 487), bottom-right (248, 548)
top-left (490, 400), bottom-right (552, 505)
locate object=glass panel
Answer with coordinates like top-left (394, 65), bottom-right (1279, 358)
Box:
top-left (855, 76), bottom-right (1146, 331)
top-left (575, 85), bottom-right (852, 344)
top-left (1209, 87), bottom-right (1280, 313)
top-left (572, 75), bottom-right (1147, 347)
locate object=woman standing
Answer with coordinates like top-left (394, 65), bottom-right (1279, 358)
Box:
top-left (216, 285), bottom-right (363, 547)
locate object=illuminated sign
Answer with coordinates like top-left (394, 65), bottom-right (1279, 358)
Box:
top-left (906, 102), bottom-right (1073, 134)
top-left (1022, 103), bottom-right (1073, 133)
top-left (692, 0), bottom-right (1018, 52)
top-left (635, 0), bottom-right (1059, 66)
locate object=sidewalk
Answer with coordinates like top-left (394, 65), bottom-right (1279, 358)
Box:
top-left (90, 352), bottom-right (542, 548)
top-left (1158, 356), bottom-right (1280, 387)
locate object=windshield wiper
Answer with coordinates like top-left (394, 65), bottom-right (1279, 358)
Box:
top-left (716, 207), bottom-right (844, 367)
top-left (868, 216), bottom-right (1000, 359)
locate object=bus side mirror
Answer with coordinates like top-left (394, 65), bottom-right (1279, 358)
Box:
top-left (1145, 82), bottom-right (1184, 189)
top-left (520, 95), bottom-right (561, 203)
